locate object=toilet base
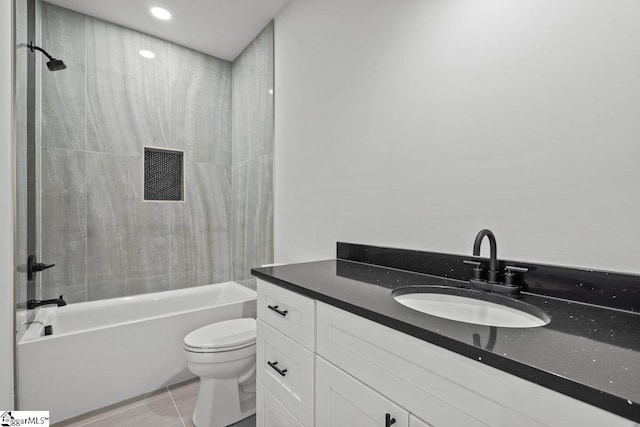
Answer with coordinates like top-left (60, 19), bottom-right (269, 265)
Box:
top-left (192, 377), bottom-right (256, 427)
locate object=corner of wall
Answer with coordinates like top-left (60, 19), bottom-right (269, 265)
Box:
top-left (1, 0), bottom-right (16, 410)
top-left (231, 22), bottom-right (275, 287)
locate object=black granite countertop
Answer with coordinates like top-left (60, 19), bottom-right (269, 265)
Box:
top-left (252, 244), bottom-right (640, 423)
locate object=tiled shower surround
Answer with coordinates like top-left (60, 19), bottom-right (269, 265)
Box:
top-left (39, 2), bottom-right (273, 302)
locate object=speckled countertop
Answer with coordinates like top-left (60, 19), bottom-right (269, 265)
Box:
top-left (252, 246), bottom-right (640, 423)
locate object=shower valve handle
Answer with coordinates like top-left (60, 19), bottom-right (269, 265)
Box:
top-left (27, 254), bottom-right (55, 281)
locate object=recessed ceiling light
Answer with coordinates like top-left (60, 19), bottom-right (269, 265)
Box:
top-left (150, 7), bottom-right (172, 20)
top-left (139, 50), bottom-right (155, 59)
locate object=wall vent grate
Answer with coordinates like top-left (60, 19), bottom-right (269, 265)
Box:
top-left (144, 147), bottom-right (184, 201)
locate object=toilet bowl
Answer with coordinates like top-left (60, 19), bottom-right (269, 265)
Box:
top-left (184, 318), bottom-right (257, 427)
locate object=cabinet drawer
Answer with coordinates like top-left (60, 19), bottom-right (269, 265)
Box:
top-left (257, 320), bottom-right (314, 426)
top-left (258, 279), bottom-right (315, 350)
top-left (316, 357), bottom-right (408, 427)
top-left (257, 381), bottom-right (305, 427)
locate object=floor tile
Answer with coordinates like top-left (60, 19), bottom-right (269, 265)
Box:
top-left (229, 415), bottom-right (256, 427)
top-left (81, 392), bottom-right (182, 427)
top-left (53, 389), bottom-right (167, 427)
top-left (178, 416), bottom-right (255, 427)
top-left (168, 378), bottom-right (200, 422)
top-left (55, 379), bottom-right (255, 427)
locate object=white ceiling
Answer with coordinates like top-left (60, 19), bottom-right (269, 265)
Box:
top-left (44, 0), bottom-right (290, 61)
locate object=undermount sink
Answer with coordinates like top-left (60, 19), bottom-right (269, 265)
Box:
top-left (393, 285), bottom-right (550, 328)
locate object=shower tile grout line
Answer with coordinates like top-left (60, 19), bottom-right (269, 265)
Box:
top-left (84, 13), bottom-right (88, 303)
top-left (38, 145), bottom-right (229, 167)
top-left (167, 386), bottom-right (187, 427)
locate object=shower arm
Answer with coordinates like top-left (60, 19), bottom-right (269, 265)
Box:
top-left (28, 41), bottom-right (55, 61)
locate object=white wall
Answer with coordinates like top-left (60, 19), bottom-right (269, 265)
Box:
top-left (274, 0), bottom-right (640, 273)
top-left (1, 0), bottom-right (16, 410)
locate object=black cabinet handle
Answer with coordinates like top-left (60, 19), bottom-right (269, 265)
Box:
top-left (385, 413), bottom-right (396, 427)
top-left (267, 361), bottom-right (288, 377)
top-left (267, 305), bottom-right (288, 317)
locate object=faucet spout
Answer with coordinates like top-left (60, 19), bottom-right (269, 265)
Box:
top-left (473, 229), bottom-right (498, 283)
top-left (27, 295), bottom-right (67, 310)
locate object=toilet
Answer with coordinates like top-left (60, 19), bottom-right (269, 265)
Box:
top-left (184, 318), bottom-right (257, 427)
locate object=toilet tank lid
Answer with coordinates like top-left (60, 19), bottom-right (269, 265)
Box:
top-left (184, 318), bottom-right (256, 350)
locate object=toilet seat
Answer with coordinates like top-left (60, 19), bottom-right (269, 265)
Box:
top-left (184, 318), bottom-right (256, 353)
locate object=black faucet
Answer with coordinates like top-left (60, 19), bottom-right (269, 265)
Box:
top-left (466, 230), bottom-right (526, 295)
top-left (27, 295), bottom-right (67, 310)
top-left (473, 229), bottom-right (499, 283)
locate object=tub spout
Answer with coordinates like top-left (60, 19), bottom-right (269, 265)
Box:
top-left (27, 295), bottom-right (67, 310)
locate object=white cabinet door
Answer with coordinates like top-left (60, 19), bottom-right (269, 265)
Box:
top-left (409, 415), bottom-right (433, 427)
top-left (257, 381), bottom-right (305, 427)
top-left (316, 356), bottom-right (409, 427)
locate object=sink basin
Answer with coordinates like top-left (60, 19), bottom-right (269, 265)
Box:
top-left (392, 285), bottom-right (550, 328)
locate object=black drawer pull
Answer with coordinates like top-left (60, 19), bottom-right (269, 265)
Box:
top-left (385, 413), bottom-right (396, 427)
top-left (268, 305), bottom-right (288, 317)
top-left (267, 360), bottom-right (288, 377)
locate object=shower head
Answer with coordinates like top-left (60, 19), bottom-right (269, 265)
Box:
top-left (46, 59), bottom-right (67, 72)
top-left (28, 41), bottom-right (67, 71)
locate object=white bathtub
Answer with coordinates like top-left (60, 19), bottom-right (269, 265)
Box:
top-left (17, 281), bottom-right (257, 424)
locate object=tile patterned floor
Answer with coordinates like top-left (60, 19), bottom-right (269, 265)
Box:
top-left (53, 379), bottom-right (255, 427)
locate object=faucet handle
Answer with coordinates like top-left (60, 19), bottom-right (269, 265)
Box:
top-left (505, 266), bottom-right (528, 273)
top-left (463, 260), bottom-right (483, 280)
top-left (504, 265), bottom-right (528, 286)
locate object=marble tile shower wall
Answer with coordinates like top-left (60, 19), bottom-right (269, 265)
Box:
top-left (39, 3), bottom-right (272, 302)
top-left (232, 23), bottom-right (275, 289)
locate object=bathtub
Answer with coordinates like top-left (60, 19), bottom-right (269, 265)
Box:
top-left (17, 281), bottom-right (256, 424)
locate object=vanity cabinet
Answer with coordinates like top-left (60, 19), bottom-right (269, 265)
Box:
top-left (257, 280), bottom-right (316, 427)
top-left (257, 381), bottom-right (304, 427)
top-left (315, 302), bottom-right (485, 427)
top-left (256, 279), bottom-right (635, 427)
top-left (316, 356), bottom-right (409, 427)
